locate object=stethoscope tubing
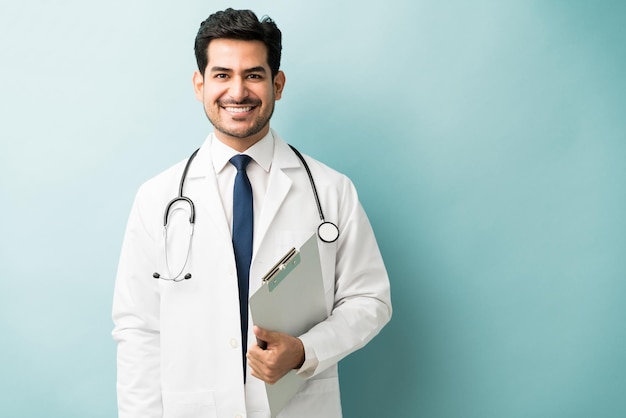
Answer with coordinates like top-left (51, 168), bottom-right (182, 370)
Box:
top-left (162, 148), bottom-right (200, 227)
top-left (288, 145), bottom-right (325, 222)
top-left (288, 145), bottom-right (339, 243)
top-left (154, 144), bottom-right (339, 281)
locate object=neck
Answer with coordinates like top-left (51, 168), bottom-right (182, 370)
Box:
top-left (214, 126), bottom-right (270, 152)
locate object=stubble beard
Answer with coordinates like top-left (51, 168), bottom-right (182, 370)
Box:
top-left (207, 97), bottom-right (275, 140)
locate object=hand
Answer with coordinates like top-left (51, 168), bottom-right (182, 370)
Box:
top-left (247, 326), bottom-right (305, 384)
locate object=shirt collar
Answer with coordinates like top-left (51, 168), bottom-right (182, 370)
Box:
top-left (211, 130), bottom-right (274, 174)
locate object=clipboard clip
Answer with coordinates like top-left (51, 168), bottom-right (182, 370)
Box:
top-left (261, 247), bottom-right (301, 292)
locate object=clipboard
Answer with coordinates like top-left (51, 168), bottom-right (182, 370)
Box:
top-left (249, 233), bottom-right (328, 417)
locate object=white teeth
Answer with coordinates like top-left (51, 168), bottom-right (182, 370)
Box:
top-left (225, 107), bottom-right (252, 113)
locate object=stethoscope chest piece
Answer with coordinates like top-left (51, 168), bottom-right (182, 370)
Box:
top-left (318, 221), bottom-right (339, 243)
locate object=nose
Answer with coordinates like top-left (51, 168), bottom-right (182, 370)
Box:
top-left (228, 76), bottom-right (248, 102)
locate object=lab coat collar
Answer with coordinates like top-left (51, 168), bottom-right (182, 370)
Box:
top-left (211, 131), bottom-right (274, 175)
top-left (181, 128), bottom-right (303, 264)
top-left (186, 128), bottom-right (300, 179)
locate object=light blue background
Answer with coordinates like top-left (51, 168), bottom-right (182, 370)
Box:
top-left (1, 1), bottom-right (625, 417)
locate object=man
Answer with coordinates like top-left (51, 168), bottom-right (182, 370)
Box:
top-left (112, 8), bottom-right (391, 418)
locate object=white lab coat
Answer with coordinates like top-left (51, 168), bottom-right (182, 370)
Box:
top-left (112, 132), bottom-right (392, 418)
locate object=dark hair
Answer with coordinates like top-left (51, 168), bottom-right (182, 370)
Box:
top-left (194, 8), bottom-right (282, 79)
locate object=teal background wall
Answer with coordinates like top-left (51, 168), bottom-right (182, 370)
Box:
top-left (1, 1), bottom-right (624, 417)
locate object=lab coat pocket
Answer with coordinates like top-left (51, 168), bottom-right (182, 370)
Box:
top-left (162, 390), bottom-right (217, 418)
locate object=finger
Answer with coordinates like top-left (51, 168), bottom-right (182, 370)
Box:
top-left (255, 337), bottom-right (268, 350)
top-left (248, 359), bottom-right (280, 384)
top-left (253, 325), bottom-right (270, 340)
top-left (247, 353), bottom-right (274, 382)
top-left (246, 353), bottom-right (262, 373)
top-left (247, 343), bottom-right (262, 360)
top-left (253, 326), bottom-right (270, 349)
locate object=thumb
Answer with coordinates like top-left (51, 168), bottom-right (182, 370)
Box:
top-left (253, 325), bottom-right (273, 341)
top-left (253, 325), bottom-right (276, 342)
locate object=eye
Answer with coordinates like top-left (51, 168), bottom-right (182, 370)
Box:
top-left (214, 73), bottom-right (228, 79)
top-left (247, 73), bottom-right (263, 80)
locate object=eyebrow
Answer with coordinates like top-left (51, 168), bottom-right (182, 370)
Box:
top-left (244, 66), bottom-right (267, 74)
top-left (209, 66), bottom-right (267, 74)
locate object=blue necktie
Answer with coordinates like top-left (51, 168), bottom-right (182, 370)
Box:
top-left (230, 154), bottom-right (253, 381)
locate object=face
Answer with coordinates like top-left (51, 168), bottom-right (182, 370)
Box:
top-left (193, 38), bottom-right (286, 152)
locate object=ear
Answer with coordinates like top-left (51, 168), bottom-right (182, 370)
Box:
top-left (192, 70), bottom-right (204, 102)
top-left (273, 70), bottom-right (286, 101)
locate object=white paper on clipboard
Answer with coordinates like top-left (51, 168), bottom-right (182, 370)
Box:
top-left (249, 233), bottom-right (328, 418)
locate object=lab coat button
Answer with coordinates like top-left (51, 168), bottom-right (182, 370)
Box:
top-left (230, 338), bottom-right (239, 348)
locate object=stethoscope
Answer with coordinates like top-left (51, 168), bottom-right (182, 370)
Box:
top-left (153, 145), bottom-right (339, 281)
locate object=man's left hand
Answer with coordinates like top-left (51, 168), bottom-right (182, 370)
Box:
top-left (247, 325), bottom-right (305, 384)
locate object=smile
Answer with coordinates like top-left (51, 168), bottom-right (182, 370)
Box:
top-left (224, 106), bottom-right (254, 113)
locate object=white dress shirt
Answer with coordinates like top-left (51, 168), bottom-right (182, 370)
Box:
top-left (210, 131), bottom-right (274, 239)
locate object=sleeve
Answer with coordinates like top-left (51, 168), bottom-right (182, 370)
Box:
top-left (297, 177), bottom-right (392, 378)
top-left (111, 188), bottom-right (163, 417)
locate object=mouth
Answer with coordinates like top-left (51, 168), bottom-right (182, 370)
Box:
top-left (223, 106), bottom-right (254, 114)
top-left (219, 99), bottom-right (261, 118)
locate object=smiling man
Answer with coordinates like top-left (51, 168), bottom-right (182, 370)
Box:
top-left (193, 38), bottom-right (285, 151)
top-left (112, 8), bottom-right (391, 418)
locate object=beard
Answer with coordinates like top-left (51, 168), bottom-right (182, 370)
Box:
top-left (207, 97), bottom-right (275, 140)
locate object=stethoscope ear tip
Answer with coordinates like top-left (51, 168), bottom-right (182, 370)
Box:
top-left (153, 272), bottom-right (192, 281)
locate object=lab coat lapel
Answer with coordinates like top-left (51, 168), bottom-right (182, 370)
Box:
top-left (253, 137), bottom-right (300, 258)
top-left (185, 141), bottom-right (232, 243)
